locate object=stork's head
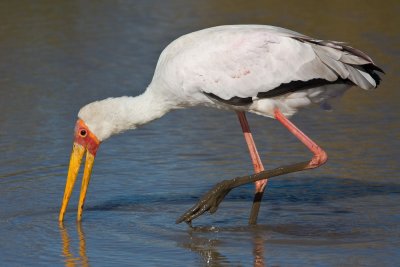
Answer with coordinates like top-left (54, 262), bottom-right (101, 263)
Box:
top-left (58, 118), bottom-right (100, 222)
top-left (59, 94), bottom-right (163, 221)
top-left (59, 99), bottom-right (119, 222)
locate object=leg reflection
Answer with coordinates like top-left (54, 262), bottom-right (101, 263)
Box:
top-left (252, 231), bottom-right (265, 267)
top-left (59, 222), bottom-right (89, 267)
top-left (179, 229), bottom-right (229, 266)
top-left (179, 227), bottom-right (268, 266)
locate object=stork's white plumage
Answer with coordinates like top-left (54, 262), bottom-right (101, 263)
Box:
top-left (59, 25), bottom-right (382, 224)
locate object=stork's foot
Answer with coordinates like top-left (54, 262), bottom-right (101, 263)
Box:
top-left (176, 180), bottom-right (234, 224)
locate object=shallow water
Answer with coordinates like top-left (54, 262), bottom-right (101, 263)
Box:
top-left (1, 1), bottom-right (399, 266)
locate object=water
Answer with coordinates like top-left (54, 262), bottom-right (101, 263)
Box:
top-left (1, 1), bottom-right (399, 266)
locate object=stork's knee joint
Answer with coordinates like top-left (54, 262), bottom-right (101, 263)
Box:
top-left (308, 148), bottom-right (328, 169)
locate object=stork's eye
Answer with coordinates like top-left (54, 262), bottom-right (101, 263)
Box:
top-left (79, 129), bottom-right (87, 137)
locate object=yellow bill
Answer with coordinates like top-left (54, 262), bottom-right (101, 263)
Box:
top-left (59, 119), bottom-right (100, 222)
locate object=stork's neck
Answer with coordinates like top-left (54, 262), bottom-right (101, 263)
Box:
top-left (78, 88), bottom-right (172, 141)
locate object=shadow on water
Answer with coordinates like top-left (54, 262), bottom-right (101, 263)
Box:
top-left (86, 176), bottom-right (400, 212)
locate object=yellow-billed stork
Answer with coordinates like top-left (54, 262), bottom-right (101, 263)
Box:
top-left (59, 25), bottom-right (382, 224)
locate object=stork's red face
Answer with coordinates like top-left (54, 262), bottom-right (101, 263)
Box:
top-left (59, 119), bottom-right (100, 222)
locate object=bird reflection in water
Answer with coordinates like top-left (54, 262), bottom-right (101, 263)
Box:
top-left (59, 222), bottom-right (89, 267)
top-left (181, 227), bottom-right (266, 266)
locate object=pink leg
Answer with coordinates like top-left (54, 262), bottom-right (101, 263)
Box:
top-left (237, 109), bottom-right (327, 225)
top-left (236, 112), bottom-right (267, 225)
top-left (236, 112), bottom-right (266, 188)
top-left (274, 109), bottom-right (327, 169)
